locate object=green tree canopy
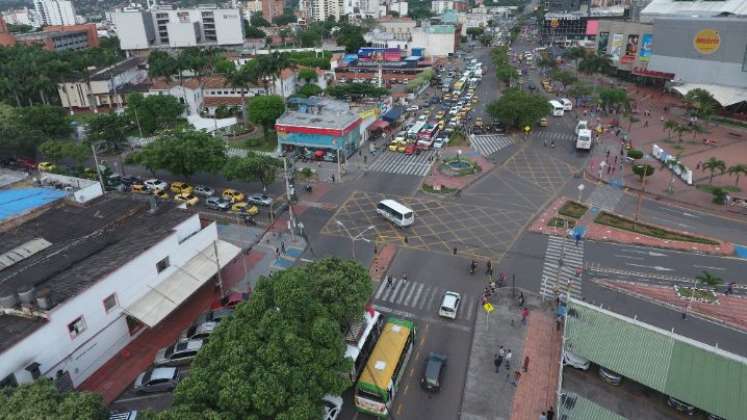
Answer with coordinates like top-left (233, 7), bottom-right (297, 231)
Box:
top-left (223, 153), bottom-right (282, 188)
top-left (0, 103), bottom-right (46, 157)
top-left (335, 25), bottom-right (366, 53)
top-left (132, 130), bottom-right (227, 178)
top-left (596, 87), bottom-right (630, 113)
top-left (486, 88), bottom-right (551, 129)
top-left (84, 112), bottom-right (131, 148)
top-left (684, 88), bottom-right (719, 121)
top-left (273, 13), bottom-right (298, 25)
top-left (297, 84), bottom-right (323, 97)
top-left (549, 68), bottom-right (577, 89)
top-left (125, 93), bottom-right (185, 136)
top-left (326, 83), bottom-right (389, 99)
top-left (17, 105), bottom-right (73, 139)
top-left (0, 379), bottom-right (108, 420)
top-left (162, 258), bottom-right (373, 420)
top-left (703, 157), bottom-right (726, 184)
top-left (39, 140), bottom-right (68, 162)
top-left (244, 25), bottom-right (267, 39)
top-left (298, 68), bottom-right (319, 84)
top-left (466, 27), bottom-right (484, 39)
top-left (248, 95), bottom-right (286, 138)
top-left (250, 12), bottom-right (271, 27)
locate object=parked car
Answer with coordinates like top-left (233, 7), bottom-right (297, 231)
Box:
top-left (174, 192), bottom-right (199, 207)
top-left (211, 291), bottom-right (250, 310)
top-left (247, 193), bottom-right (273, 206)
top-left (420, 352), bottom-right (447, 392)
top-left (131, 184), bottom-right (149, 194)
top-left (439, 291), bottom-right (461, 319)
top-left (193, 185), bottom-right (215, 197)
top-left (144, 179), bottom-right (169, 191)
top-left (38, 162), bottom-right (56, 172)
top-left (598, 367), bottom-right (622, 386)
top-left (109, 410), bottom-right (138, 420)
top-left (154, 339), bottom-right (205, 367)
top-left (433, 137), bottom-right (447, 149)
top-left (562, 351), bottom-right (590, 370)
top-left (222, 188), bottom-right (245, 203)
top-left (120, 176), bottom-right (143, 187)
top-left (153, 189), bottom-right (170, 200)
top-left (133, 367), bottom-right (183, 393)
top-left (322, 395), bottom-right (343, 420)
top-left (179, 321), bottom-right (218, 341)
top-left (404, 144), bottom-right (417, 156)
top-left (195, 307), bottom-right (234, 325)
top-left (230, 202), bottom-right (259, 215)
top-left (667, 396), bottom-right (696, 415)
top-left (206, 196), bottom-right (231, 211)
top-left (170, 182), bottom-right (193, 195)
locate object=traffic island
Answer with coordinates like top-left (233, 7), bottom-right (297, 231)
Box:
top-left (422, 150), bottom-right (494, 193)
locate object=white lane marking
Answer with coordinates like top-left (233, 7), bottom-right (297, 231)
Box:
top-left (625, 263), bottom-right (673, 272)
top-left (693, 265), bottom-right (726, 271)
top-left (614, 254), bottom-right (644, 260)
top-left (403, 282), bottom-right (419, 306)
top-left (417, 286), bottom-right (432, 309)
top-left (374, 279), bottom-right (388, 299)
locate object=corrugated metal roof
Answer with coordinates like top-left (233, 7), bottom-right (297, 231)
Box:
top-left (665, 341), bottom-right (747, 419)
top-left (566, 300), bottom-right (747, 420)
top-left (641, 0), bottom-right (747, 18)
top-left (558, 392), bottom-right (628, 420)
top-left (565, 302), bottom-right (674, 390)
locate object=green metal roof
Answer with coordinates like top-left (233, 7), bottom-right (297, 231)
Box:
top-left (557, 392), bottom-right (628, 420)
top-left (440, 10), bottom-right (459, 24)
top-left (427, 25), bottom-right (456, 34)
top-left (565, 300), bottom-right (747, 420)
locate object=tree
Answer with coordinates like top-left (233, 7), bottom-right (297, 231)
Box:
top-left (632, 163), bottom-right (655, 184)
top-left (298, 68), bottom-right (318, 84)
top-left (0, 104), bottom-right (45, 156)
top-left (17, 105), bottom-right (73, 139)
top-left (727, 164), bottom-right (747, 186)
top-left (325, 83), bottom-right (388, 99)
top-left (335, 25), bottom-right (366, 53)
top-left (297, 84), bottom-right (323, 97)
top-left (217, 60), bottom-right (254, 124)
top-left (84, 112), bottom-right (130, 148)
top-left (39, 140), bottom-right (68, 162)
top-left (466, 27), bottom-right (484, 39)
top-left (223, 153), bottom-right (282, 188)
top-left (567, 81), bottom-right (593, 105)
top-left (536, 54), bottom-right (557, 70)
top-left (495, 64), bottom-right (518, 87)
top-left (278, 28), bottom-right (292, 46)
top-left (694, 271), bottom-right (722, 288)
top-left (597, 87), bottom-right (629, 113)
top-left (703, 157), bottom-right (726, 184)
top-left (64, 142), bottom-right (91, 167)
top-left (549, 69), bottom-right (576, 90)
top-left (297, 28), bottom-right (322, 48)
top-left (486, 88), bottom-right (551, 129)
top-left (478, 33), bottom-right (493, 47)
top-left (674, 124), bottom-right (690, 143)
top-left (248, 95), bottom-right (285, 138)
top-left (273, 13), bottom-right (298, 25)
top-left (562, 46), bottom-right (587, 71)
top-left (244, 25), bottom-right (267, 39)
top-left (125, 93), bottom-right (185, 136)
top-left (250, 12), bottom-right (271, 27)
top-left (663, 119), bottom-right (678, 140)
top-left (578, 54), bottom-right (612, 75)
top-left (163, 258), bottom-right (372, 420)
top-left (684, 88), bottom-right (719, 122)
top-left (0, 379), bottom-right (108, 420)
top-left (133, 130), bottom-right (227, 178)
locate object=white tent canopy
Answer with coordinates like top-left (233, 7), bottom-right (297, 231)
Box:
top-left (672, 83), bottom-right (747, 107)
top-left (187, 115), bottom-right (238, 133)
top-left (125, 240), bottom-right (241, 327)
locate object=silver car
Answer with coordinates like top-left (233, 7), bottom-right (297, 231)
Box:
top-left (133, 367), bottom-right (182, 393)
top-left (205, 196), bottom-right (231, 211)
top-left (179, 321), bottom-right (218, 341)
top-left (247, 193), bottom-right (273, 206)
top-left (193, 185), bottom-right (215, 197)
top-left (154, 339), bottom-right (204, 367)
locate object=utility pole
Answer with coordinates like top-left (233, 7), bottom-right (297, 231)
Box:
top-left (283, 157), bottom-right (296, 241)
top-left (336, 147), bottom-right (342, 183)
top-left (90, 143), bottom-right (106, 193)
top-left (213, 240), bottom-right (224, 296)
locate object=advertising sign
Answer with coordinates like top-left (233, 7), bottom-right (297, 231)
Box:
top-left (639, 33), bottom-right (652, 62)
top-left (598, 32), bottom-right (609, 54)
top-left (693, 29), bottom-right (720, 55)
top-left (609, 33), bottom-right (624, 62)
top-left (621, 34), bottom-right (639, 64)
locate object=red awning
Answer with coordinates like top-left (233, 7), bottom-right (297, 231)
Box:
top-left (369, 120), bottom-right (390, 130)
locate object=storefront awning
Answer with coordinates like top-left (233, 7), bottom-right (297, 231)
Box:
top-left (368, 119), bottom-right (390, 130)
top-left (125, 240), bottom-right (241, 327)
top-left (672, 83), bottom-right (747, 107)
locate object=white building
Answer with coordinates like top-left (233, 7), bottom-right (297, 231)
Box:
top-left (431, 0), bottom-right (467, 14)
top-left (0, 197), bottom-right (241, 388)
top-left (34, 0), bottom-right (76, 26)
top-left (305, 0), bottom-right (345, 21)
top-left (146, 77), bottom-right (204, 116)
top-left (2, 7), bottom-right (41, 28)
top-left (112, 6), bottom-right (244, 51)
top-left (57, 57), bottom-right (148, 111)
top-left (386, 1), bottom-right (408, 16)
top-left (410, 24), bottom-right (457, 57)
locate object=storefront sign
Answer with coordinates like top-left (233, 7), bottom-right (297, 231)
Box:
top-left (639, 33), bottom-right (652, 62)
top-left (652, 144), bottom-right (693, 185)
top-left (609, 33), bottom-right (624, 62)
top-left (693, 29), bottom-right (720, 55)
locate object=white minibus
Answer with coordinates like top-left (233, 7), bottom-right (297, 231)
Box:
top-left (377, 199), bottom-right (414, 227)
top-left (549, 100), bottom-right (565, 117)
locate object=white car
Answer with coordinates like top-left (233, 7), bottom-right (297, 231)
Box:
top-left (562, 351), bottom-right (591, 370)
top-left (406, 105), bottom-right (419, 112)
top-left (439, 291), bottom-right (461, 319)
top-left (193, 185), bottom-right (215, 197)
top-left (433, 137), bottom-right (447, 149)
top-left (144, 179), bottom-right (169, 191)
top-left (322, 395), bottom-right (342, 420)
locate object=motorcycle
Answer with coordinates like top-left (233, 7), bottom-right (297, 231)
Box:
top-left (243, 215), bottom-right (257, 226)
top-left (470, 260), bottom-right (477, 275)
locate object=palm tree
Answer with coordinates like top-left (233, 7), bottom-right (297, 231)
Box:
top-left (562, 46), bottom-right (587, 73)
top-left (663, 119), bottom-right (678, 140)
top-left (703, 157), bottom-right (726, 184)
top-left (674, 124), bottom-right (690, 143)
top-left (727, 164), bottom-right (747, 186)
top-left (695, 271), bottom-right (722, 288)
top-left (690, 123), bottom-right (706, 141)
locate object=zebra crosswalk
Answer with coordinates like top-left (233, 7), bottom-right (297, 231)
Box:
top-left (588, 184), bottom-right (624, 211)
top-left (372, 279), bottom-right (476, 321)
top-left (535, 131), bottom-right (575, 145)
top-left (368, 150), bottom-right (436, 176)
top-left (540, 236), bottom-right (585, 300)
top-left (469, 134), bottom-right (513, 157)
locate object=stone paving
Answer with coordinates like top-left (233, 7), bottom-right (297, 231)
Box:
top-left (423, 149), bottom-right (495, 191)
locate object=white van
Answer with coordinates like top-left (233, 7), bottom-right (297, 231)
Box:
top-left (576, 129), bottom-right (592, 150)
top-left (439, 291), bottom-right (461, 319)
top-left (559, 98), bottom-right (573, 111)
top-left (549, 100), bottom-right (564, 117)
top-left (377, 199), bottom-right (415, 227)
top-left (575, 120), bottom-right (588, 135)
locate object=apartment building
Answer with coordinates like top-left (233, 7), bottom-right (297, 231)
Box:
top-left (33, 0), bottom-right (76, 26)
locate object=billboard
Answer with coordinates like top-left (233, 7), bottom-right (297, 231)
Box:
top-left (693, 29), bottom-right (720, 55)
top-left (621, 34), bottom-right (639, 64)
top-left (639, 33), bottom-right (652, 62)
top-left (609, 33), bottom-right (624, 62)
top-left (598, 32), bottom-right (609, 54)
top-left (357, 48), bottom-right (402, 62)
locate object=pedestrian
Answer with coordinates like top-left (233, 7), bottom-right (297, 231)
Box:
top-left (486, 260), bottom-right (493, 276)
top-left (518, 292), bottom-right (525, 307)
top-left (613, 155), bottom-right (617, 165)
top-left (606, 150), bottom-right (610, 158)
top-left (498, 346), bottom-right (505, 359)
top-left (494, 354), bottom-right (503, 372)
top-left (644, 119), bottom-right (649, 128)
top-left (539, 412), bottom-right (548, 420)
top-left (363, 155), bottom-right (367, 164)
top-left (521, 307), bottom-right (529, 324)
top-left (607, 165), bottom-right (612, 174)
top-left (453, 247), bottom-right (458, 255)
top-left (402, 272), bottom-right (407, 282)
top-left (660, 115), bottom-right (665, 123)
top-left (386, 275), bottom-right (393, 288)
top-left (696, 161), bottom-right (702, 170)
top-left (523, 355), bottom-right (530, 373)
top-left (547, 406), bottom-right (555, 420)
top-left (504, 349), bottom-right (513, 370)
top-left (511, 370), bottom-right (521, 386)
top-left (280, 241), bottom-right (286, 255)
top-left (275, 247), bottom-right (280, 259)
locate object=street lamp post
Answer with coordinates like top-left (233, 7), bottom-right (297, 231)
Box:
top-left (335, 220), bottom-right (375, 260)
top-left (577, 183), bottom-right (585, 203)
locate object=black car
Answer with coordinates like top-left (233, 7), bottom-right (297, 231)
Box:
top-left (120, 176), bottom-right (143, 187)
top-left (420, 352), bottom-right (447, 392)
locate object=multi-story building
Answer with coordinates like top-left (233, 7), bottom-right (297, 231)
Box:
top-left (0, 21), bottom-right (99, 51)
top-left (57, 57), bottom-right (148, 111)
top-left (112, 6), bottom-right (244, 51)
top-left (410, 24), bottom-right (458, 57)
top-left (0, 194), bottom-right (241, 389)
top-left (261, 0), bottom-right (285, 21)
top-left (305, 0), bottom-right (345, 21)
top-left (432, 0), bottom-right (467, 14)
top-left (2, 7), bottom-right (41, 27)
top-left (276, 99), bottom-right (362, 158)
top-left (33, 0), bottom-right (76, 26)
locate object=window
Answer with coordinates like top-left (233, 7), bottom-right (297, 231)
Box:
top-left (156, 257), bottom-right (170, 273)
top-left (67, 316), bottom-right (87, 339)
top-left (103, 293), bottom-right (117, 313)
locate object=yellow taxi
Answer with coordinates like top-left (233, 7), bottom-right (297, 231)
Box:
top-left (474, 117), bottom-right (483, 127)
top-left (222, 188), bottom-right (245, 203)
top-left (389, 139), bottom-right (407, 152)
top-left (471, 98), bottom-right (479, 105)
top-left (153, 188), bottom-right (170, 200)
top-left (170, 181), bottom-right (193, 195)
top-left (462, 105), bottom-right (471, 113)
top-left (230, 202), bottom-right (259, 215)
top-left (174, 192), bottom-right (199, 207)
top-left (539, 117), bottom-right (549, 127)
top-left (396, 142), bottom-right (407, 153)
top-left (131, 184), bottom-right (149, 193)
top-left (38, 162), bottom-right (56, 172)
top-left (435, 111), bottom-right (446, 119)
top-left (437, 120), bottom-right (446, 130)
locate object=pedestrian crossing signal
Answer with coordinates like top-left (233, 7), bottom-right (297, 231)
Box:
top-left (483, 303), bottom-right (495, 313)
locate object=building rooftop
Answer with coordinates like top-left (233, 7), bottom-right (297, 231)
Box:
top-left (276, 109), bottom-right (359, 131)
top-left (641, 0), bottom-right (747, 18)
top-left (90, 57), bottom-right (144, 81)
top-left (0, 188), bottom-right (67, 223)
top-left (0, 195), bottom-right (193, 312)
top-left (0, 314), bottom-right (46, 354)
top-left (15, 29), bottom-right (87, 40)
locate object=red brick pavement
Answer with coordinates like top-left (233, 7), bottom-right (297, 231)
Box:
top-left (368, 243), bottom-right (397, 282)
top-left (528, 196), bottom-right (574, 236)
top-left (424, 153), bottom-right (495, 191)
top-left (510, 311), bottom-right (562, 420)
top-left (596, 279), bottom-right (747, 333)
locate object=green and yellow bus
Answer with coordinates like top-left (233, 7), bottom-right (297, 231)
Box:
top-left (354, 317), bottom-right (416, 417)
